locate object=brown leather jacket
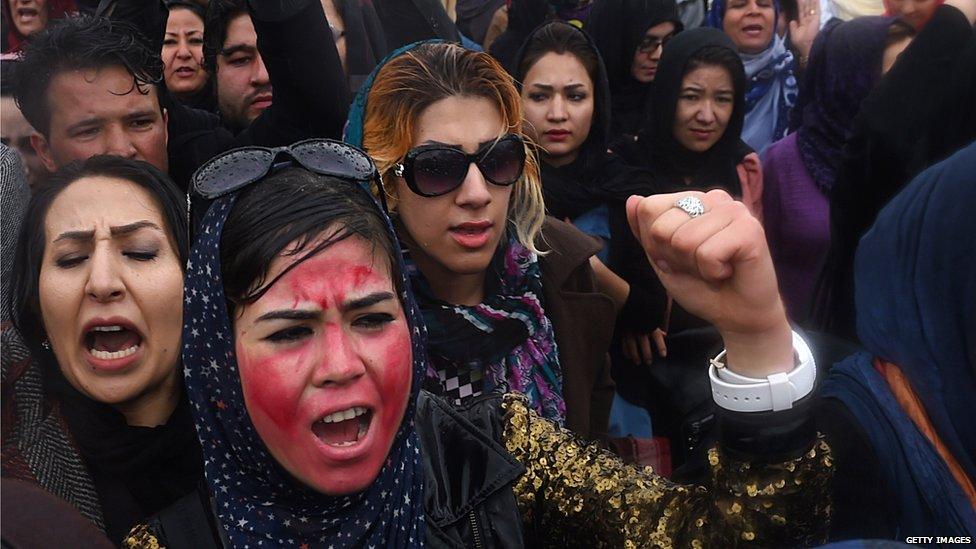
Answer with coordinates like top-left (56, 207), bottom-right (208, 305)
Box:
top-left (536, 217), bottom-right (616, 440)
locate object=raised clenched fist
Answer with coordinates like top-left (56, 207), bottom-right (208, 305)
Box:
top-left (626, 190), bottom-right (794, 378)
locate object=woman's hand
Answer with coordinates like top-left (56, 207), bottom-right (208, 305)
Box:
top-left (625, 191), bottom-right (793, 378)
top-left (789, 0), bottom-right (821, 66)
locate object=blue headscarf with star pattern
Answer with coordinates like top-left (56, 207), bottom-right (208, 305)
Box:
top-left (181, 172), bottom-right (427, 547)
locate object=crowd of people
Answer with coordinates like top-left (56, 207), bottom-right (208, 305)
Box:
top-left (0, 0), bottom-right (973, 547)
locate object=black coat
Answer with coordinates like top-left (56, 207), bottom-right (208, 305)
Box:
top-left (127, 391), bottom-right (527, 549)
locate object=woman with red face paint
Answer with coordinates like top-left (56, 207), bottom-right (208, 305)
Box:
top-left (126, 137), bottom-right (830, 547)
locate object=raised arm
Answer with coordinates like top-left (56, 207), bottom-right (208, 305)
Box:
top-left (504, 394), bottom-right (831, 547)
top-left (236, 0), bottom-right (349, 145)
top-left (500, 189), bottom-right (832, 546)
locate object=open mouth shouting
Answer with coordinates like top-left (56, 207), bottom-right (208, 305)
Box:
top-left (741, 24), bottom-right (766, 39)
top-left (313, 406), bottom-right (373, 448)
top-left (83, 318), bottom-right (144, 371)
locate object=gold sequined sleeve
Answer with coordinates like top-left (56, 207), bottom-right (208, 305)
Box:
top-left (501, 394), bottom-right (832, 548)
top-left (123, 522), bottom-right (164, 549)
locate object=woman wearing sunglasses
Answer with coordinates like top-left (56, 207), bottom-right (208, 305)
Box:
top-left (126, 139), bottom-right (829, 547)
top-left (345, 41), bottom-right (616, 440)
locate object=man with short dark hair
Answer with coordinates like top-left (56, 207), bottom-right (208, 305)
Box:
top-left (11, 17), bottom-right (171, 174)
top-left (12, 0), bottom-right (347, 191)
top-left (203, 0), bottom-right (270, 131)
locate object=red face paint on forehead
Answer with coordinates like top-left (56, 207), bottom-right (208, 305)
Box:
top-left (272, 244), bottom-right (388, 312)
top-left (233, 235), bottom-right (413, 496)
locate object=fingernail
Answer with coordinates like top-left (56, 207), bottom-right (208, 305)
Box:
top-left (655, 259), bottom-right (671, 273)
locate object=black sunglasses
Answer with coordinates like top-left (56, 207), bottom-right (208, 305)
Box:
top-left (192, 138), bottom-right (386, 210)
top-left (393, 134), bottom-right (526, 197)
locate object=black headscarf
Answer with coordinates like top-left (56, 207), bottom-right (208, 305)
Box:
top-left (513, 21), bottom-right (648, 219)
top-left (585, 0), bottom-right (683, 139)
top-left (490, 0), bottom-right (552, 72)
top-left (44, 367), bottom-right (202, 544)
top-left (629, 27), bottom-right (748, 195)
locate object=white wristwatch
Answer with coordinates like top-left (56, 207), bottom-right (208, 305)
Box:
top-left (708, 330), bottom-right (816, 412)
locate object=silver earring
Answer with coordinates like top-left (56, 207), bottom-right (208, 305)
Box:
top-left (41, 340), bottom-right (51, 350)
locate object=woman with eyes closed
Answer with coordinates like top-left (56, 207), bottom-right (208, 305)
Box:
top-left (161, 1), bottom-right (215, 111)
top-left (4, 155), bottom-right (202, 544)
top-left (345, 41), bottom-right (619, 441)
top-left (126, 140), bottom-right (832, 548)
top-left (585, 0), bottom-right (684, 142)
top-left (704, 0), bottom-right (820, 152)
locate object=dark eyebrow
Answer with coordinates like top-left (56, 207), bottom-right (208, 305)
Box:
top-left (53, 221), bottom-right (162, 243)
top-left (341, 292), bottom-right (395, 313)
top-left (123, 109), bottom-right (160, 121)
top-left (220, 43), bottom-right (256, 57)
top-left (53, 229), bottom-right (95, 243)
top-left (680, 85), bottom-right (705, 93)
top-left (529, 83), bottom-right (554, 91)
top-left (256, 309), bottom-right (320, 322)
top-left (64, 117), bottom-right (104, 133)
top-left (110, 220), bottom-right (163, 236)
top-left (255, 292), bottom-right (395, 322)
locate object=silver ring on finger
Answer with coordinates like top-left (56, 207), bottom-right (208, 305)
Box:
top-left (674, 196), bottom-right (706, 218)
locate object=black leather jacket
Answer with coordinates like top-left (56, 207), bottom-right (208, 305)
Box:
top-left (126, 391), bottom-right (528, 549)
top-left (416, 391), bottom-right (525, 548)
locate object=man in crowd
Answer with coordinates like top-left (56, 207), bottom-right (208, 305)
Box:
top-left (11, 0), bottom-right (347, 191)
top-left (204, 0), bottom-right (271, 132)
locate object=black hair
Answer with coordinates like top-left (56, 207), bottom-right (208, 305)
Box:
top-left (203, 0), bottom-right (248, 75)
top-left (10, 16), bottom-right (164, 137)
top-left (684, 44), bottom-right (744, 83)
top-left (220, 168), bottom-right (403, 317)
top-left (9, 155), bottom-right (189, 362)
top-left (517, 22), bottom-right (600, 88)
top-left (166, 0), bottom-right (207, 23)
top-left (0, 60), bottom-right (16, 97)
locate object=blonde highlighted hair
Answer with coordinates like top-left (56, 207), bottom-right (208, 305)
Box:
top-left (361, 42), bottom-right (546, 254)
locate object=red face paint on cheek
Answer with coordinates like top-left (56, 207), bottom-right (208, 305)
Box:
top-left (236, 341), bottom-right (307, 436)
top-left (375, 323), bottom-right (413, 446)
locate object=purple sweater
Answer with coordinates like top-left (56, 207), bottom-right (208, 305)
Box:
top-left (762, 133), bottom-right (830, 323)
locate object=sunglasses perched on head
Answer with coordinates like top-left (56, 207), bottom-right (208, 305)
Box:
top-left (393, 134), bottom-right (526, 197)
top-left (192, 138), bottom-right (386, 210)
